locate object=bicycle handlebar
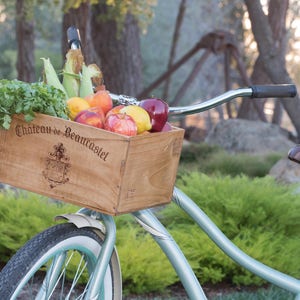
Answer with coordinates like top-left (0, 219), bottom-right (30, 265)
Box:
top-left (110, 84), bottom-right (297, 117)
top-left (169, 84), bottom-right (297, 116)
top-left (251, 84), bottom-right (297, 98)
top-left (67, 26), bottom-right (81, 49)
top-left (67, 26), bottom-right (297, 118)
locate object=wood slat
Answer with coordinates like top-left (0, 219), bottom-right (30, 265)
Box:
top-left (0, 114), bottom-right (184, 215)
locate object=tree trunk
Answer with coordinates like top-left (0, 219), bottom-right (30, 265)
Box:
top-left (163, 0), bottom-right (186, 100)
top-left (237, 56), bottom-right (269, 121)
top-left (90, 4), bottom-right (142, 96)
top-left (244, 0), bottom-right (300, 137)
top-left (15, 0), bottom-right (35, 82)
top-left (238, 0), bottom-right (287, 122)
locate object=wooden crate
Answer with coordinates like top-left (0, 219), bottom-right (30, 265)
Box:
top-left (0, 114), bottom-right (184, 215)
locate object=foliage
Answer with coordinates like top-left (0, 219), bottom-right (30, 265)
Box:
top-left (0, 191), bottom-right (177, 294)
top-left (0, 1), bottom-right (17, 79)
top-left (0, 79), bottom-right (68, 129)
top-left (179, 143), bottom-right (283, 177)
top-left (0, 190), bottom-right (77, 262)
top-left (115, 216), bottom-right (177, 295)
top-left (5, 0), bottom-right (61, 21)
top-left (159, 173), bottom-right (300, 285)
top-left (63, 0), bottom-right (157, 33)
top-left (199, 151), bottom-right (282, 178)
top-left (180, 143), bottom-right (223, 164)
top-left (1, 173), bottom-right (300, 293)
top-left (0, 50), bottom-right (17, 80)
top-left (0, 1), bottom-right (62, 80)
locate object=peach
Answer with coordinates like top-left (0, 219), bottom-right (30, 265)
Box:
top-left (85, 90), bottom-right (113, 115)
top-left (74, 109), bottom-right (104, 129)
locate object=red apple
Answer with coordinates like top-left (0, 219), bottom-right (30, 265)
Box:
top-left (104, 113), bottom-right (137, 136)
top-left (139, 98), bottom-right (169, 132)
top-left (105, 105), bottom-right (125, 119)
top-left (74, 109), bottom-right (104, 129)
top-left (161, 122), bottom-right (172, 132)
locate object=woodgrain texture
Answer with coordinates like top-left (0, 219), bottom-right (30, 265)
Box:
top-left (0, 114), bottom-right (184, 215)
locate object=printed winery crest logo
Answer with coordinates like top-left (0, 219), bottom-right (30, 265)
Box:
top-left (43, 143), bottom-right (71, 188)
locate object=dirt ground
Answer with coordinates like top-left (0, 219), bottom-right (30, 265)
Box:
top-left (123, 282), bottom-right (266, 299)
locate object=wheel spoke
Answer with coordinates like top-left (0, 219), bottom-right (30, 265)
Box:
top-left (36, 251), bottom-right (68, 299)
top-left (75, 278), bottom-right (91, 300)
top-left (0, 224), bottom-right (121, 300)
top-left (65, 253), bottom-right (88, 299)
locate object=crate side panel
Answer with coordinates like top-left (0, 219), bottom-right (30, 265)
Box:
top-left (0, 114), bottom-right (129, 215)
top-left (117, 128), bottom-right (184, 213)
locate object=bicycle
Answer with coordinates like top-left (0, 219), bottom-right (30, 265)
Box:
top-left (0, 81), bottom-right (299, 299)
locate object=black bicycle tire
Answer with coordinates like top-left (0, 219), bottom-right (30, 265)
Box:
top-left (0, 223), bottom-right (122, 299)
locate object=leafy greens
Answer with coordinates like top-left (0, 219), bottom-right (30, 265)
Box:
top-left (0, 79), bottom-right (68, 129)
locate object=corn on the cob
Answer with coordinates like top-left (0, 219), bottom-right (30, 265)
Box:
top-left (62, 49), bottom-right (83, 98)
top-left (89, 64), bottom-right (103, 88)
top-left (41, 57), bottom-right (68, 99)
top-left (79, 64), bottom-right (101, 98)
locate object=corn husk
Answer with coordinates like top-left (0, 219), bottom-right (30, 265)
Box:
top-left (79, 64), bottom-right (102, 98)
top-left (62, 49), bottom-right (84, 98)
top-left (41, 57), bottom-right (68, 99)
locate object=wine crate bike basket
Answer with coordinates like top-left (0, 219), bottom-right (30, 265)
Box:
top-left (0, 114), bottom-right (184, 215)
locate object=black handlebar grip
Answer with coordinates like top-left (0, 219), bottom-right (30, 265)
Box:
top-left (251, 84), bottom-right (297, 98)
top-left (67, 26), bottom-right (81, 49)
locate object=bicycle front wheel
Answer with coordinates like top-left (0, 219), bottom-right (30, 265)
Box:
top-left (0, 223), bottom-right (122, 299)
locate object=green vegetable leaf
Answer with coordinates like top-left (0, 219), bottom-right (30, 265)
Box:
top-left (2, 115), bottom-right (11, 130)
top-left (0, 79), bottom-right (68, 129)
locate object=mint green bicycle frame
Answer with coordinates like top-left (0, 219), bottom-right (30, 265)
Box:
top-left (78, 185), bottom-right (300, 300)
top-left (75, 85), bottom-right (300, 300)
top-left (7, 85), bottom-right (296, 299)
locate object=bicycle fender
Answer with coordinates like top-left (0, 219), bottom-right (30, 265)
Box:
top-left (55, 213), bottom-right (106, 233)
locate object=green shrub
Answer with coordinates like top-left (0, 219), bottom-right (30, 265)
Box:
top-left (1, 174), bottom-right (300, 294)
top-left (179, 143), bottom-right (283, 177)
top-left (0, 190), bottom-right (177, 294)
top-left (0, 190), bottom-right (77, 262)
top-left (115, 220), bottom-right (177, 295)
top-left (201, 152), bottom-right (283, 177)
top-left (180, 143), bottom-right (222, 164)
top-left (159, 173), bottom-right (300, 286)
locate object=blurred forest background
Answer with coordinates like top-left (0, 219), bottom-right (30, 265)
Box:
top-left (1, 2), bottom-right (300, 297)
top-left (1, 0), bottom-right (300, 139)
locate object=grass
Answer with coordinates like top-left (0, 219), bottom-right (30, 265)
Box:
top-left (179, 142), bottom-right (284, 178)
